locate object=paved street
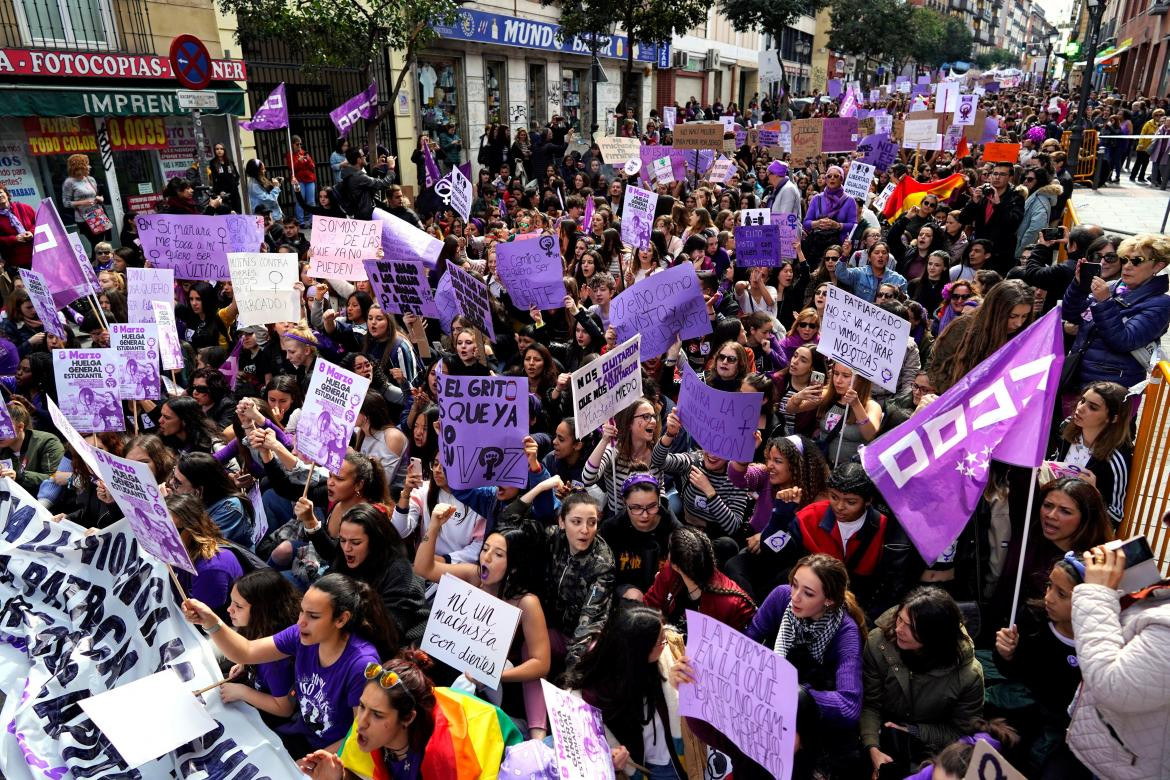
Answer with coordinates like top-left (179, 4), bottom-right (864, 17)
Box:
top-left (1071, 175), bottom-right (1170, 235)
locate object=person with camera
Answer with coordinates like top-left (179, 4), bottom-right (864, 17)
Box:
top-left (160, 177), bottom-right (224, 216)
top-left (245, 158), bottom-right (283, 219)
top-left (1014, 167), bottom-right (1063, 259)
top-left (335, 148), bottom-right (392, 221)
top-left (1008, 224), bottom-right (1103, 314)
top-left (958, 161), bottom-right (1024, 274)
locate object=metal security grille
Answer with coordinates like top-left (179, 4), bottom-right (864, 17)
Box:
top-left (0, 0), bottom-right (153, 53)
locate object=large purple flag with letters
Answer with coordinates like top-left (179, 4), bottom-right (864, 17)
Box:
top-left (330, 81), bottom-right (378, 137)
top-left (239, 83), bottom-right (288, 131)
top-left (31, 199), bottom-right (96, 308)
top-left (860, 306), bottom-right (1065, 563)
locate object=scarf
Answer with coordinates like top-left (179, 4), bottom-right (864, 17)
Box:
top-left (816, 185), bottom-right (848, 222)
top-left (773, 601), bottom-right (843, 663)
top-left (0, 204), bottom-right (26, 235)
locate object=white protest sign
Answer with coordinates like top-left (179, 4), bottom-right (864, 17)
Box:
top-left (955, 93), bottom-right (979, 126)
top-left (739, 208), bottom-right (771, 226)
top-left (228, 252), bottom-right (301, 326)
top-left (297, 360), bottom-right (371, 474)
top-left (842, 161), bottom-right (875, 201)
top-left (935, 81), bottom-right (959, 113)
top-left (759, 50), bottom-right (783, 84)
top-left (651, 156), bottom-right (675, 184)
top-left (872, 114), bottom-right (893, 135)
top-left (872, 181), bottom-right (896, 213)
top-left (662, 106), bottom-right (677, 130)
top-left (127, 267), bottom-right (174, 323)
top-left (52, 349), bottom-right (122, 433)
top-left (963, 740), bottom-right (1027, 780)
top-left (571, 335), bottom-right (642, 435)
top-left (542, 680), bottom-right (616, 780)
top-left (109, 323), bottom-right (160, 400)
top-left (707, 156), bottom-right (735, 183)
top-left (308, 216), bottom-right (381, 280)
top-left (902, 118), bottom-right (939, 147)
top-left (420, 574), bottom-right (522, 690)
top-left (619, 185), bottom-right (657, 250)
top-left (436, 166), bottom-right (473, 221)
top-left (79, 669), bottom-right (217, 768)
top-left (150, 301), bottom-right (184, 370)
top-left (818, 285), bottom-right (910, 393)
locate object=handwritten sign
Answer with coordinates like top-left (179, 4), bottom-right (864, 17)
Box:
top-left (872, 182), bottom-right (896, 214)
top-left (447, 264), bottom-right (495, 341)
top-left (610, 263), bottom-right (711, 358)
top-left (437, 374), bottom-right (529, 490)
top-left (109, 323), bottom-right (160, 400)
top-left (134, 213), bottom-right (263, 280)
top-left (420, 574), bottom-right (522, 690)
top-left (676, 363), bottom-right (763, 462)
top-left (821, 117), bottom-right (858, 152)
top-left (679, 611), bottom-right (798, 780)
top-left (595, 136), bottom-right (641, 164)
top-left (857, 133), bottom-right (898, 172)
top-left (963, 740), bottom-right (1027, 780)
top-left (790, 118), bottom-right (822, 161)
top-left (707, 156), bottom-right (735, 183)
top-left (19, 268), bottom-right (65, 340)
top-left (364, 258), bottom-right (439, 318)
top-left (297, 360), bottom-right (371, 474)
top-left (127, 267), bottom-right (173, 323)
top-left (52, 349), bottom-right (122, 433)
top-left (308, 216), bottom-right (381, 280)
top-left (818, 286), bottom-right (910, 393)
top-left (734, 224), bottom-right (781, 267)
top-left (982, 142), bottom-right (1021, 163)
top-left (842, 161), bottom-right (875, 201)
top-left (227, 252), bottom-right (301, 326)
top-left (542, 680), bottom-right (616, 780)
top-left (902, 118), bottom-right (939, 147)
top-left (149, 301), bottom-right (184, 371)
top-left (620, 185), bottom-right (657, 250)
top-left (495, 235), bottom-right (567, 310)
top-left (571, 335), bottom-right (643, 435)
top-left (673, 122), bottom-right (725, 150)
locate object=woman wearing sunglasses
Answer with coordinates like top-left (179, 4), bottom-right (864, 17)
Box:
top-left (1062, 233), bottom-right (1170, 401)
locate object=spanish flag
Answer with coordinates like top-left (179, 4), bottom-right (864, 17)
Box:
top-left (338, 687), bottom-right (524, 779)
top-left (881, 172), bottom-right (967, 222)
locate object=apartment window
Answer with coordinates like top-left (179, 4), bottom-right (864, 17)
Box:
top-left (16, 0), bottom-right (116, 48)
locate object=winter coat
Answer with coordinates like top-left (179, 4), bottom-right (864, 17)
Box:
top-left (644, 567), bottom-right (755, 632)
top-left (958, 186), bottom-right (1025, 274)
top-left (1015, 182), bottom-right (1063, 258)
top-left (1067, 583), bottom-right (1170, 779)
top-left (860, 607), bottom-right (984, 759)
top-left (1062, 273), bottom-right (1170, 390)
top-left (0, 200), bottom-right (36, 268)
top-left (335, 165), bottom-right (391, 221)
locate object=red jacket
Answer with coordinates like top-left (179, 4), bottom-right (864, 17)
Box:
top-left (795, 499), bottom-right (888, 578)
top-left (0, 200), bottom-right (36, 268)
top-left (645, 567), bottom-right (756, 632)
top-left (287, 150), bottom-right (317, 183)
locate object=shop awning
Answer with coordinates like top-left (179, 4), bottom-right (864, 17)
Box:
top-left (1095, 38), bottom-right (1134, 65)
top-left (0, 83), bottom-right (246, 117)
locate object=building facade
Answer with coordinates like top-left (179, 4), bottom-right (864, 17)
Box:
top-left (1111, 0), bottom-right (1170, 96)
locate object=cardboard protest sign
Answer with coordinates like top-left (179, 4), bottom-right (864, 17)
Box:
top-left (739, 208), bottom-right (771, 226)
top-left (673, 122), bottom-right (725, 150)
top-left (435, 165), bottom-right (473, 221)
top-left (93, 447), bottom-right (195, 573)
top-left (857, 116), bottom-right (876, 137)
top-left (134, 213), bottom-right (263, 280)
top-left (127, 267), bottom-right (174, 323)
top-left (818, 286), bottom-right (910, 393)
top-left (18, 268), bottom-right (65, 340)
top-left (364, 258), bottom-right (439, 318)
top-left (52, 349), bottom-right (122, 433)
top-left (821, 117), bottom-right (858, 152)
top-left (228, 252), bottom-right (301, 326)
top-left (902, 118), bottom-right (940, 148)
top-left (595, 135), bottom-right (641, 163)
top-left (679, 611), bottom-right (798, 780)
top-left (448, 263), bottom-right (496, 340)
top-left (790, 118), bottom-right (822, 161)
top-left (677, 364), bottom-right (763, 462)
top-left (149, 300), bottom-right (184, 371)
top-left (297, 360), bottom-right (371, 474)
top-left (777, 212), bottom-right (800, 260)
top-left (0, 487), bottom-right (306, 779)
top-left (308, 216), bottom-right (381, 280)
top-left (620, 185), bottom-right (657, 250)
top-left (983, 142), bottom-right (1021, 163)
top-left (734, 224), bottom-right (782, 267)
top-left (610, 263), bottom-right (711, 358)
top-left (963, 740), bottom-right (1027, 780)
top-left (707, 156), bottom-right (735, 183)
top-left (842, 161), bottom-right (875, 201)
top-left (109, 323), bottom-right (160, 400)
top-left (373, 208), bottom-right (445, 268)
top-left (571, 335), bottom-right (643, 435)
top-left (437, 374), bottom-right (529, 490)
top-left (420, 574), bottom-right (522, 690)
top-left (541, 680), bottom-right (616, 780)
top-left (857, 133), bottom-right (899, 172)
top-left (80, 669), bottom-right (217, 769)
top-left (495, 235), bottom-right (567, 310)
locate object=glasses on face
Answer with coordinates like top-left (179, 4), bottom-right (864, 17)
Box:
top-left (627, 503), bottom-right (659, 516)
top-left (822, 254), bottom-right (840, 261)
top-left (716, 354), bottom-right (738, 364)
top-left (797, 322), bottom-right (818, 330)
top-left (1120, 254), bottom-right (1150, 267)
top-left (922, 201), bottom-right (936, 209)
top-left (1093, 252), bottom-right (1119, 262)
top-left (876, 291), bottom-right (894, 300)
top-left (191, 385), bottom-right (210, 394)
top-left (990, 171), bottom-right (1009, 177)
top-left (633, 412), bottom-right (656, 423)
top-left (912, 382), bottom-right (933, 394)
top-left (1024, 175), bottom-right (1036, 182)
top-left (952, 293), bottom-right (974, 301)
top-left (363, 662), bottom-right (415, 705)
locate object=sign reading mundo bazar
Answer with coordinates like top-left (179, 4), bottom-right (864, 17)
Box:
top-left (433, 9), bottom-right (668, 64)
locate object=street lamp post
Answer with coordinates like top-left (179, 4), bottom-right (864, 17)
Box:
top-left (1068, 0), bottom-right (1106, 169)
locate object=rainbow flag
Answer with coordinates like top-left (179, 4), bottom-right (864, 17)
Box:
top-left (881, 172), bottom-right (967, 221)
top-left (339, 687), bottom-right (523, 780)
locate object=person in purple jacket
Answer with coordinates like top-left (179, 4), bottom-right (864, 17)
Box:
top-left (169, 493), bottom-right (243, 621)
top-left (802, 166), bottom-right (858, 259)
top-left (182, 572), bottom-right (399, 758)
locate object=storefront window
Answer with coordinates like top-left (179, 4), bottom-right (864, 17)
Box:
top-left (562, 69), bottom-right (587, 133)
top-left (418, 57), bottom-right (461, 141)
top-left (528, 63), bottom-right (546, 129)
top-left (485, 59), bottom-right (506, 125)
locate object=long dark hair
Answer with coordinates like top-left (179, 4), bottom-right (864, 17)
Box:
top-left (1035, 477), bottom-right (1114, 551)
top-left (162, 396), bottom-right (218, 452)
top-left (337, 503), bottom-right (406, 574)
top-left (310, 572), bottom-right (399, 661)
top-left (489, 523), bottom-right (543, 602)
top-left (233, 569), bottom-right (300, 640)
top-left (176, 451), bottom-right (247, 508)
top-left (883, 587), bottom-right (967, 670)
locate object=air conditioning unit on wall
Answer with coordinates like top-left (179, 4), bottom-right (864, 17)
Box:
top-left (673, 50), bottom-right (693, 69)
top-left (705, 49), bottom-right (721, 70)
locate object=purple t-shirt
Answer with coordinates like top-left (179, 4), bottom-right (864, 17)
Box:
top-left (272, 624), bottom-right (380, 748)
top-left (191, 548), bottom-right (244, 611)
top-left (253, 657), bottom-right (295, 698)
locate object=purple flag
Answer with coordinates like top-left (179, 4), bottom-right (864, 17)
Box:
top-left (220, 338), bottom-right (242, 390)
top-left (677, 363), bottom-right (763, 462)
top-left (329, 81), bottom-right (378, 137)
top-left (422, 141), bottom-right (441, 189)
top-left (582, 194), bottom-right (594, 232)
top-left (31, 199), bottom-right (96, 308)
top-left (239, 83), bottom-right (288, 132)
top-left (860, 307), bottom-right (1065, 563)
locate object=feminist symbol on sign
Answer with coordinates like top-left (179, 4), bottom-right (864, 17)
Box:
top-left (959, 102), bottom-right (973, 120)
top-left (435, 177), bottom-right (454, 206)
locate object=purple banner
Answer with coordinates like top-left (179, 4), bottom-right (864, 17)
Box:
top-left (582, 195), bottom-right (594, 233)
top-left (448, 263), bottom-right (495, 341)
top-left (297, 361), bottom-right (371, 473)
top-left (127, 267), bottom-right (174, 323)
top-left (330, 81), bottom-right (378, 137)
top-left (373, 207), bottom-right (444, 269)
top-left (827, 79), bottom-right (842, 98)
top-left (857, 133), bottom-right (899, 172)
top-left (18, 268), bottom-right (65, 340)
top-left (31, 199), bottom-right (96, 308)
top-left (51, 349), bottom-right (122, 433)
top-left (495, 235), bottom-right (567, 310)
top-left (821, 117), bottom-right (858, 152)
top-left (860, 307), bottom-right (1064, 563)
top-left (239, 83), bottom-right (288, 131)
top-left (437, 374), bottom-right (529, 490)
top-left (135, 214), bottom-right (263, 280)
top-left (679, 611), bottom-right (798, 780)
top-left (364, 258), bottom-right (439, 318)
top-left (676, 363), bottom-right (763, 462)
top-left (733, 224), bottom-right (781, 268)
top-left (610, 263), bottom-right (711, 358)
top-left (619, 185), bottom-right (656, 250)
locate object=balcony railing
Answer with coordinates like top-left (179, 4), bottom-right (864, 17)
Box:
top-left (0, 0), bottom-right (153, 53)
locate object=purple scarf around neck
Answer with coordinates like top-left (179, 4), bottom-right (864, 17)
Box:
top-left (817, 185), bottom-right (847, 220)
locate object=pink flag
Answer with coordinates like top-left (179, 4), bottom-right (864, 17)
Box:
top-left (31, 199), bottom-right (98, 308)
top-left (860, 306), bottom-right (1065, 563)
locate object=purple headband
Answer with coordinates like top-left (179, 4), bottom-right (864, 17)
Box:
top-left (959, 734), bottom-right (1002, 751)
top-left (283, 332), bottom-right (318, 348)
top-left (621, 473), bottom-right (660, 494)
top-left (785, 435), bottom-right (804, 454)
